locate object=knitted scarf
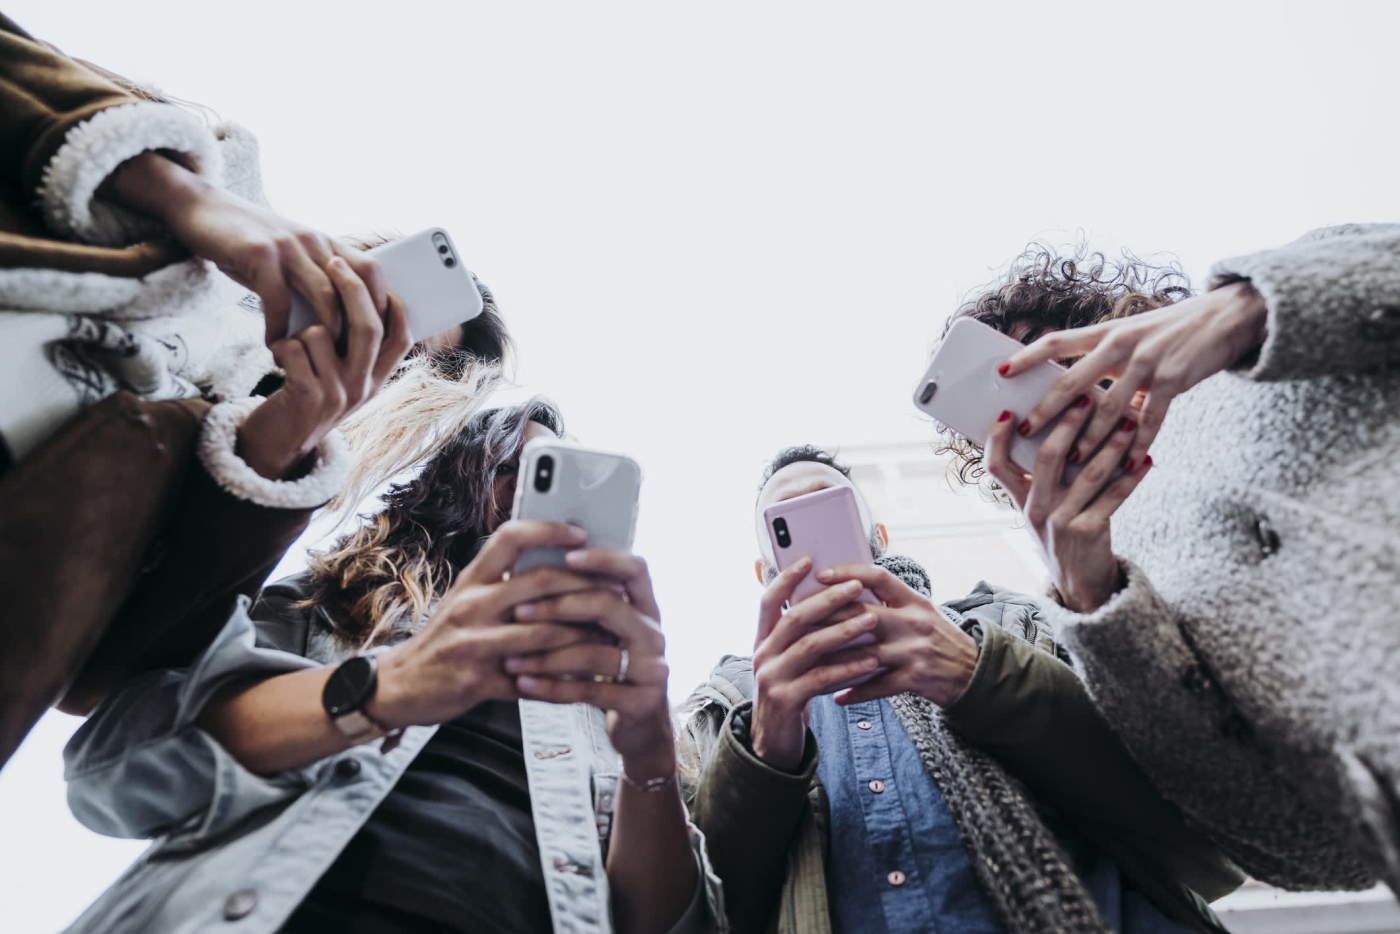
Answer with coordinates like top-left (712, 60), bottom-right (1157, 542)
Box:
top-left (874, 554), bottom-right (1112, 934)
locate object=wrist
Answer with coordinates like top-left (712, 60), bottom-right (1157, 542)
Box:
top-left (236, 398), bottom-right (319, 480)
top-left (106, 150), bottom-right (212, 225)
top-left (1217, 280), bottom-right (1269, 361)
top-left (750, 708), bottom-right (805, 772)
top-left (924, 627), bottom-right (979, 707)
top-left (620, 747), bottom-right (677, 783)
top-left (362, 649), bottom-right (413, 731)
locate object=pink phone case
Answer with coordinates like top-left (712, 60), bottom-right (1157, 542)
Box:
top-left (763, 486), bottom-right (884, 692)
top-left (911, 317), bottom-right (1116, 485)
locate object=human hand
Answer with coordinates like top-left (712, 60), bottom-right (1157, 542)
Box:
top-left (809, 564), bottom-right (978, 708)
top-left (365, 521), bottom-right (603, 729)
top-left (236, 256), bottom-right (411, 479)
top-left (506, 549), bottom-right (679, 780)
top-left (983, 394), bottom-right (1153, 613)
top-left (997, 280), bottom-right (1268, 468)
top-left (748, 557), bottom-right (884, 771)
top-left (106, 152), bottom-right (390, 343)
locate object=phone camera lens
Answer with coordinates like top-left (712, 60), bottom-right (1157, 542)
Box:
top-left (444, 257), bottom-right (456, 267)
top-left (534, 456), bottom-right (554, 493)
top-left (773, 517), bottom-right (791, 549)
top-left (438, 245), bottom-right (449, 254)
top-left (919, 381), bottom-right (937, 404)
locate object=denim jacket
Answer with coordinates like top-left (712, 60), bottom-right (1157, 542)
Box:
top-left (63, 575), bottom-right (726, 934)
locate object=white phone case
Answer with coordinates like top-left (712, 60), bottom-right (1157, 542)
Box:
top-left (912, 317), bottom-right (1108, 483)
top-left (509, 439), bottom-right (642, 575)
top-left (285, 228), bottom-right (484, 343)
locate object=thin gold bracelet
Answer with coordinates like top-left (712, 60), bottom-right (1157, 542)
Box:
top-left (619, 769), bottom-right (677, 793)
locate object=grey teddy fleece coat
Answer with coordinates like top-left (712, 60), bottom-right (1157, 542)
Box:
top-left (1044, 224), bottom-right (1400, 893)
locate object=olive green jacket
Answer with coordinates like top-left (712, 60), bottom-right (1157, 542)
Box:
top-left (679, 582), bottom-right (1244, 934)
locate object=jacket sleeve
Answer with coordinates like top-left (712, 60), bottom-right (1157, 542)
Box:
top-left (684, 701), bottom-right (819, 934)
top-left (1041, 559), bottom-right (1375, 890)
top-left (62, 594), bottom-right (318, 841)
top-left (1211, 223), bottom-right (1400, 381)
top-left (941, 616), bottom-right (1246, 907)
top-left (60, 396), bottom-right (350, 713)
top-left (0, 13), bottom-right (221, 245)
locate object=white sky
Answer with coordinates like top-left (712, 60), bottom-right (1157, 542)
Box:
top-left (4, 1), bottom-right (1400, 929)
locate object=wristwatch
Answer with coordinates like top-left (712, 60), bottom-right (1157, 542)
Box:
top-left (322, 655), bottom-right (390, 744)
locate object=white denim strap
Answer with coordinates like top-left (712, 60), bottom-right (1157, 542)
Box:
top-left (519, 699), bottom-right (613, 934)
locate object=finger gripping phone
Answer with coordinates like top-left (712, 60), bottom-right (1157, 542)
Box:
top-left (510, 439), bottom-right (642, 576)
top-left (763, 486), bottom-right (883, 692)
top-left (912, 317), bottom-right (1109, 484)
top-left (285, 227), bottom-right (484, 343)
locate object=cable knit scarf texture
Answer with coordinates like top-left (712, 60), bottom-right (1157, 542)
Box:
top-left (874, 554), bottom-right (1111, 934)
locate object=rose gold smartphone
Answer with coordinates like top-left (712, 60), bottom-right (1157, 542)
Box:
top-left (763, 486), bottom-right (884, 692)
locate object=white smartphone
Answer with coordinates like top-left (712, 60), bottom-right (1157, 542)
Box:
top-left (912, 317), bottom-right (1109, 484)
top-left (285, 228), bottom-right (483, 343)
top-left (509, 439), bottom-right (642, 576)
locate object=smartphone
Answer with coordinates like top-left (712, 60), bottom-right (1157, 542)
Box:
top-left (510, 438), bottom-right (642, 576)
top-left (912, 317), bottom-right (1110, 484)
top-left (763, 486), bottom-right (884, 692)
top-left (285, 228), bottom-right (483, 343)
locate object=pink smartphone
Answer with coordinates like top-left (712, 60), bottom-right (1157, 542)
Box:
top-left (912, 317), bottom-right (1114, 484)
top-left (763, 486), bottom-right (884, 692)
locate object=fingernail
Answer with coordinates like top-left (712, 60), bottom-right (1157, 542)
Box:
top-left (1068, 448), bottom-right (1082, 465)
top-left (1076, 395), bottom-right (1091, 409)
top-left (504, 656), bottom-right (524, 672)
top-left (816, 568), bottom-right (834, 581)
top-left (997, 410), bottom-right (1012, 423)
top-left (1143, 454), bottom-right (1154, 468)
top-left (516, 675), bottom-right (540, 691)
top-left (568, 525), bottom-right (588, 543)
top-left (515, 603), bottom-right (536, 619)
top-left (860, 656), bottom-right (879, 668)
top-left (844, 581), bottom-right (863, 593)
top-left (1119, 417), bottom-right (1138, 433)
top-left (1122, 458), bottom-right (1135, 473)
top-left (1017, 419), bottom-right (1032, 437)
top-left (997, 363), bottom-right (1010, 376)
top-left (858, 613), bottom-right (877, 628)
top-left (564, 550), bottom-right (586, 566)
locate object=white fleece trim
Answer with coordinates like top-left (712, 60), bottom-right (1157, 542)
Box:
top-left (198, 397), bottom-right (351, 509)
top-left (39, 101), bottom-right (223, 247)
top-left (0, 257), bottom-right (216, 318)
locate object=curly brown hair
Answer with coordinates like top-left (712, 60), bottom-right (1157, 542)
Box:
top-left (302, 398), bottom-right (563, 649)
top-left (933, 243), bottom-right (1192, 496)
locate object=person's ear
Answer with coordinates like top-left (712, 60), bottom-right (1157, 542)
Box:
top-left (754, 559), bottom-right (765, 584)
top-left (875, 523), bottom-right (889, 552)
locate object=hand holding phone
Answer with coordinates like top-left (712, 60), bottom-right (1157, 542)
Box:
top-left (763, 486), bottom-right (885, 692)
top-left (509, 439), bottom-right (642, 577)
top-left (912, 317), bottom-right (1118, 485)
top-left (285, 228), bottom-right (483, 345)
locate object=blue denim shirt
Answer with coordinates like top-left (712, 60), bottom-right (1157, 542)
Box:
top-left (810, 695), bottom-right (1195, 934)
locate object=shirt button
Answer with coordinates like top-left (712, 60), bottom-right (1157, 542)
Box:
top-left (887, 870), bottom-right (906, 886)
top-left (223, 889), bottom-right (258, 920)
top-left (334, 758), bottom-right (362, 780)
top-left (868, 780), bottom-right (885, 794)
top-left (857, 721), bottom-right (873, 730)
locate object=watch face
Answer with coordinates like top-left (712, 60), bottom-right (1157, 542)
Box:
top-left (323, 656), bottom-right (375, 717)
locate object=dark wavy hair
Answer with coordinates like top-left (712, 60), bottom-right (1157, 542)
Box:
top-left (302, 398), bottom-right (564, 648)
top-left (933, 242), bottom-right (1191, 496)
top-left (758, 444), bottom-right (852, 495)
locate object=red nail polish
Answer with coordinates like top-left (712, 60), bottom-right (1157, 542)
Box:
top-left (997, 410), bottom-right (1012, 423)
top-left (1122, 458), bottom-right (1135, 473)
top-left (997, 363), bottom-right (1010, 376)
top-left (1143, 454), bottom-right (1153, 468)
top-left (1068, 449), bottom-right (1082, 465)
top-left (1075, 395), bottom-right (1091, 409)
top-left (1119, 417), bottom-right (1138, 433)
top-left (1017, 419), bottom-right (1032, 437)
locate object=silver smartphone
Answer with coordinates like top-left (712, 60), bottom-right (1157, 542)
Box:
top-left (509, 438), bottom-right (642, 576)
top-left (913, 317), bottom-right (1112, 484)
top-left (285, 227), bottom-right (483, 343)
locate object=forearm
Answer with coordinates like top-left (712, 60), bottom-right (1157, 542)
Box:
top-left (197, 667), bottom-right (352, 775)
top-left (607, 752), bottom-right (697, 934)
top-left (103, 150), bottom-right (213, 226)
